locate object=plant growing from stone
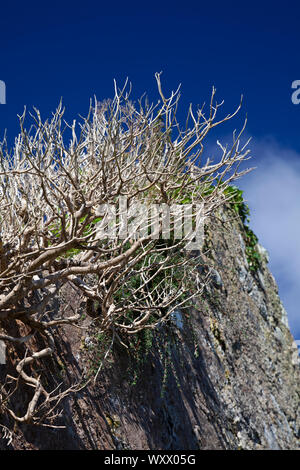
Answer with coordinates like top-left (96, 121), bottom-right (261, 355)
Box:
top-left (0, 73), bottom-right (252, 427)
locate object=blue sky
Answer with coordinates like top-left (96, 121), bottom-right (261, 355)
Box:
top-left (0, 1), bottom-right (300, 338)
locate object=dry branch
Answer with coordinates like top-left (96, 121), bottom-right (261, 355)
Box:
top-left (0, 74), bottom-right (252, 429)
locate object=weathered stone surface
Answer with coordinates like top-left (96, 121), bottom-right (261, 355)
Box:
top-left (0, 340), bottom-right (6, 365)
top-left (0, 205), bottom-right (299, 449)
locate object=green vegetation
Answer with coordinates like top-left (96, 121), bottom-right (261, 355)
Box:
top-left (224, 186), bottom-right (261, 272)
top-left (126, 328), bottom-right (155, 386)
top-left (85, 330), bottom-right (113, 378)
top-left (48, 215), bottom-right (103, 259)
top-left (224, 185), bottom-right (250, 225)
top-left (244, 227), bottom-right (261, 272)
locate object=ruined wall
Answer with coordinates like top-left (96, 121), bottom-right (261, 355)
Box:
top-left (0, 205), bottom-right (299, 450)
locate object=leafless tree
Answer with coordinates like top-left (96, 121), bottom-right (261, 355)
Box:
top-left (0, 73), bottom-right (252, 427)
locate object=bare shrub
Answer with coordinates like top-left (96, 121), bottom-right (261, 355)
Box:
top-left (0, 73), bottom-right (252, 426)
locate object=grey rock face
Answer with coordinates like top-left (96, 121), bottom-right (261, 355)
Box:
top-left (210, 269), bottom-right (223, 288)
top-left (1, 204), bottom-right (299, 450)
top-left (0, 340), bottom-right (6, 365)
top-left (256, 243), bottom-right (270, 264)
top-left (170, 309), bottom-right (184, 330)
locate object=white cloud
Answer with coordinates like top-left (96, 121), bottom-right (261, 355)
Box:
top-left (239, 138), bottom-right (300, 339)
